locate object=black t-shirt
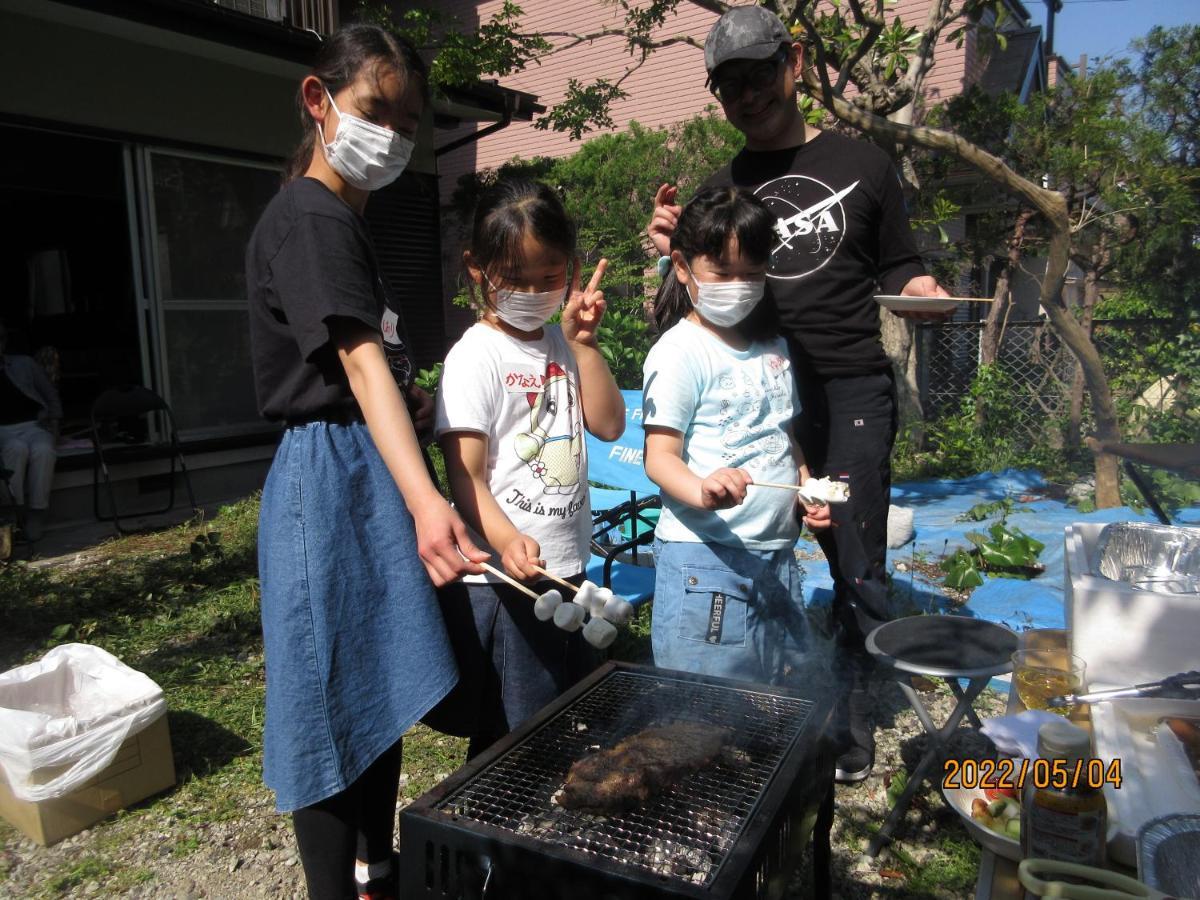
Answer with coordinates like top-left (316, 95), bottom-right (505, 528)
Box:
top-left (705, 131), bottom-right (926, 377)
top-left (246, 177), bottom-right (415, 422)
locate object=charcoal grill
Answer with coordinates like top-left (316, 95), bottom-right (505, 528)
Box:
top-left (399, 661), bottom-right (835, 900)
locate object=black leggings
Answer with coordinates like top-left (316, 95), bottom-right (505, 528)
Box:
top-left (292, 740), bottom-right (402, 900)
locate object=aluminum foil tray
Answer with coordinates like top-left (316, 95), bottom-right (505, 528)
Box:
top-left (1138, 813), bottom-right (1200, 898)
top-left (1095, 523), bottom-right (1200, 594)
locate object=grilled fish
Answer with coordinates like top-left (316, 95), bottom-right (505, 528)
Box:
top-left (557, 722), bottom-right (734, 815)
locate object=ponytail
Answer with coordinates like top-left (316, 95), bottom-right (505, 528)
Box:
top-left (651, 263), bottom-right (693, 334)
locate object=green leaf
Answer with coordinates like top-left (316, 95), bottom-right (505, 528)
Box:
top-left (51, 623), bottom-right (73, 641)
top-left (887, 768), bottom-right (909, 807)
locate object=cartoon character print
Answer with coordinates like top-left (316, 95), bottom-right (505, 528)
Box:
top-left (513, 361), bottom-right (584, 495)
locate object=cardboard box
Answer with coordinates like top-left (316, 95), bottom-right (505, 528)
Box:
top-left (0, 714), bottom-right (175, 846)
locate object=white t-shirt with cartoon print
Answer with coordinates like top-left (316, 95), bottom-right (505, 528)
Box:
top-left (642, 318), bottom-right (801, 550)
top-left (436, 322), bottom-right (591, 582)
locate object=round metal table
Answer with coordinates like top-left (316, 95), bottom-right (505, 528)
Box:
top-left (865, 615), bottom-right (1018, 856)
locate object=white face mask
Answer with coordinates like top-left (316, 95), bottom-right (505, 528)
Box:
top-left (319, 87), bottom-right (414, 192)
top-left (485, 272), bottom-right (566, 332)
top-left (685, 261), bottom-right (765, 327)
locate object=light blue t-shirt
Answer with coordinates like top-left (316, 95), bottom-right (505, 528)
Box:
top-left (641, 318), bottom-right (801, 549)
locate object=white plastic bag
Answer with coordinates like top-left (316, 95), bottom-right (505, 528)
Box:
top-left (0, 643), bottom-right (167, 802)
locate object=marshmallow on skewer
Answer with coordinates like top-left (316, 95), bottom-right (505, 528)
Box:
top-left (574, 580), bottom-right (600, 615)
top-left (602, 595), bottom-right (635, 626)
top-left (583, 584), bottom-right (609, 617)
top-left (582, 617), bottom-right (618, 649)
top-left (533, 588), bottom-right (563, 621)
top-left (553, 601), bottom-right (586, 632)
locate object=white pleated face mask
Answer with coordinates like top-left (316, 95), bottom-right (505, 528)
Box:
top-left (319, 87), bottom-right (415, 192)
top-left (485, 272), bottom-right (567, 332)
top-left (685, 261), bottom-right (765, 327)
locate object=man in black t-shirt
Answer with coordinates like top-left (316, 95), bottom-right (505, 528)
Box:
top-left (647, 5), bottom-right (950, 784)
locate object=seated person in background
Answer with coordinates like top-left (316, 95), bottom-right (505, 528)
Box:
top-left (0, 321), bottom-right (61, 541)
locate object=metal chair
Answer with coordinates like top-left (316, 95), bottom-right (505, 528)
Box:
top-left (89, 385), bottom-right (197, 533)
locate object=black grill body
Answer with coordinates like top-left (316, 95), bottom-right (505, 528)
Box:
top-left (399, 662), bottom-right (835, 900)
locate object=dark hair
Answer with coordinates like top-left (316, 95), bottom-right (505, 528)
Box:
top-left (651, 186), bottom-right (778, 339)
top-left (283, 24), bottom-right (429, 183)
top-left (464, 178), bottom-right (577, 310)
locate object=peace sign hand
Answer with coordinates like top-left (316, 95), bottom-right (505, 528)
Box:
top-left (562, 258), bottom-right (608, 347)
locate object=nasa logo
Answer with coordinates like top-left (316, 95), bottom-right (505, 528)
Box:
top-left (755, 176), bottom-right (859, 280)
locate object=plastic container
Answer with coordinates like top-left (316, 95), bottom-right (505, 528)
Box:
top-left (1065, 522), bottom-right (1200, 687)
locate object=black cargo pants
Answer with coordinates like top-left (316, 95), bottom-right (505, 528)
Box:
top-left (793, 364), bottom-right (898, 725)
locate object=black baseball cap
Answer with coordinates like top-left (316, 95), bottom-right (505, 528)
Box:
top-left (704, 6), bottom-right (791, 77)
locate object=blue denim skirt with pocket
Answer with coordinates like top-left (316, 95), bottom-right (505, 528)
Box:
top-left (651, 538), bottom-right (813, 686)
top-left (258, 421), bottom-right (457, 812)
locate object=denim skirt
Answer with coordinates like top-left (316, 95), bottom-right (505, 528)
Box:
top-left (651, 538), bottom-right (820, 687)
top-left (258, 421), bottom-right (457, 812)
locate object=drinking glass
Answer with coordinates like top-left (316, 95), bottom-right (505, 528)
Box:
top-left (1011, 650), bottom-right (1086, 714)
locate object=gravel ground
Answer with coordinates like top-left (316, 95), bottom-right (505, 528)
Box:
top-left (0, 680), bottom-right (1006, 899)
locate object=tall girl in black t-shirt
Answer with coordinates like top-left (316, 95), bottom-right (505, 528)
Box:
top-left (245, 25), bottom-right (487, 900)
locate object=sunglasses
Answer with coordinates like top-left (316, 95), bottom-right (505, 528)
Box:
top-left (709, 48), bottom-right (789, 103)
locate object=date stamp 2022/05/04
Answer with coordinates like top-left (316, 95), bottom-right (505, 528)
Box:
top-left (944, 757), bottom-right (1123, 791)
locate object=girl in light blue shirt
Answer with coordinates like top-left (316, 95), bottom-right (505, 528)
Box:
top-left (642, 186), bottom-right (830, 684)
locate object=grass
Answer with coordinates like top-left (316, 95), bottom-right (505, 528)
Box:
top-left (0, 496), bottom-right (477, 896)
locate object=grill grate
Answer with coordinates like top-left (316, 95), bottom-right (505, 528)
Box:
top-left (434, 670), bottom-right (814, 888)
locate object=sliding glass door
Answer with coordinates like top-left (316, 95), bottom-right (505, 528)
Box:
top-left (134, 147), bottom-right (278, 438)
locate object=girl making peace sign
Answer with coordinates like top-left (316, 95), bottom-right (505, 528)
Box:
top-left (434, 178), bottom-right (624, 757)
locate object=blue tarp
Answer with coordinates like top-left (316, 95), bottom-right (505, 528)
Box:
top-left (587, 392), bottom-right (1200, 638)
top-left (797, 468), bottom-right (1196, 635)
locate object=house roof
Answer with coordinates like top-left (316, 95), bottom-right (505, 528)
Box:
top-left (978, 27), bottom-right (1044, 100)
top-left (435, 81), bottom-right (545, 127)
top-left (49, 0), bottom-right (323, 64)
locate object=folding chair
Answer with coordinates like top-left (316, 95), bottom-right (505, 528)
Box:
top-left (585, 390), bottom-right (659, 607)
top-left (90, 385), bottom-right (197, 534)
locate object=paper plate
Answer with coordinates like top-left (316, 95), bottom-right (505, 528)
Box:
top-left (874, 295), bottom-right (960, 313)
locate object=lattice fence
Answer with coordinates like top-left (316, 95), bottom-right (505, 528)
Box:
top-left (915, 319), bottom-right (1188, 447)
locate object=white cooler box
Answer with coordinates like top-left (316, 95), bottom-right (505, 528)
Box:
top-left (1065, 521), bottom-right (1200, 689)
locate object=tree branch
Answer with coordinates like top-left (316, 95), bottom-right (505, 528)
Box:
top-left (901, 0), bottom-right (956, 101)
top-left (529, 29), bottom-right (703, 56)
top-left (836, 0), bottom-right (884, 95)
top-left (801, 67), bottom-right (1071, 239)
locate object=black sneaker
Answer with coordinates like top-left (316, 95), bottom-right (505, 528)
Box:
top-left (835, 712), bottom-right (876, 784)
top-left (835, 742), bottom-right (874, 783)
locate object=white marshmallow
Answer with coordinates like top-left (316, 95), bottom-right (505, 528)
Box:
top-left (602, 596), bottom-right (635, 626)
top-left (588, 587), bottom-right (613, 617)
top-left (574, 580), bottom-right (598, 611)
top-left (533, 589), bottom-right (563, 621)
top-left (582, 617), bottom-right (618, 649)
top-left (553, 601), bottom-right (586, 632)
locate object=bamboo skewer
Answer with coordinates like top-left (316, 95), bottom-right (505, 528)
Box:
top-left (478, 561), bottom-right (541, 600)
top-left (748, 481), bottom-right (825, 506)
top-left (751, 480), bottom-right (811, 492)
top-left (530, 565), bottom-right (579, 594)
